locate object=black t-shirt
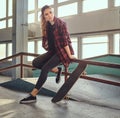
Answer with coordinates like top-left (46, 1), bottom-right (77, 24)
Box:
top-left (47, 22), bottom-right (56, 53)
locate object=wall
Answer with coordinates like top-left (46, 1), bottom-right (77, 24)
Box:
top-left (0, 8), bottom-right (120, 41)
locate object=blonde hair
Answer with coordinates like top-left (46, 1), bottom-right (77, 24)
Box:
top-left (40, 5), bottom-right (51, 37)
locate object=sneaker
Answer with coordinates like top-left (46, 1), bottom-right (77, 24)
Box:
top-left (19, 94), bottom-right (37, 104)
top-left (56, 67), bottom-right (62, 84)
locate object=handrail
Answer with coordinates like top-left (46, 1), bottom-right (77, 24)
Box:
top-left (0, 52), bottom-right (39, 78)
top-left (72, 58), bottom-right (120, 69)
top-left (0, 52), bottom-right (120, 86)
top-left (0, 52), bottom-right (39, 63)
top-left (71, 58), bottom-right (120, 86)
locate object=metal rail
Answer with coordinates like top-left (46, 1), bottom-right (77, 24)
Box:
top-left (0, 52), bottom-right (120, 86)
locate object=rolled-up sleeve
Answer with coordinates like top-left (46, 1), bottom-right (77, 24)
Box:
top-left (60, 23), bottom-right (71, 47)
top-left (42, 36), bottom-right (48, 50)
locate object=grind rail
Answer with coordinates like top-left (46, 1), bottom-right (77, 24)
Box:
top-left (0, 52), bottom-right (120, 87)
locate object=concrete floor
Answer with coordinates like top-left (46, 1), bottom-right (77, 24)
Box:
top-left (0, 75), bottom-right (120, 118)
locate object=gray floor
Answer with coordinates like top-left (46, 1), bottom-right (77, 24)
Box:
top-left (0, 75), bottom-right (120, 118)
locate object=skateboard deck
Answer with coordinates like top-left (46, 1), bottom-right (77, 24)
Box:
top-left (51, 62), bottom-right (87, 103)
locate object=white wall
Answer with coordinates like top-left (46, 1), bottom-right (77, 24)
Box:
top-left (63, 8), bottom-right (120, 34)
top-left (0, 8), bottom-right (120, 41)
top-left (0, 29), bottom-right (12, 41)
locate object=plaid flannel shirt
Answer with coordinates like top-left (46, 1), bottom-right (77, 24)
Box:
top-left (42, 17), bottom-right (74, 67)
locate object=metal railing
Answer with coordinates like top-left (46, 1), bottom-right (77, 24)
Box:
top-left (0, 52), bottom-right (120, 86)
top-left (0, 52), bottom-right (39, 78)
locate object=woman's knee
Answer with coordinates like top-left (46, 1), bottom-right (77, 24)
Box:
top-left (32, 57), bottom-right (44, 69)
top-left (32, 58), bottom-right (40, 68)
top-left (32, 58), bottom-right (36, 67)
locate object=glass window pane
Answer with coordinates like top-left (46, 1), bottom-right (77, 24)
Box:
top-left (58, 0), bottom-right (69, 3)
top-left (83, 36), bottom-right (108, 43)
top-left (115, 0), bottom-right (120, 7)
top-left (83, 0), bottom-right (108, 13)
top-left (0, 44), bottom-right (6, 59)
top-left (28, 13), bottom-right (35, 23)
top-left (8, 43), bottom-right (12, 61)
top-left (82, 43), bottom-right (108, 59)
top-left (58, 2), bottom-right (77, 17)
top-left (8, 43), bottom-right (12, 56)
top-left (28, 0), bottom-right (35, 11)
top-left (0, 20), bottom-right (6, 29)
top-left (8, 18), bottom-right (12, 27)
top-left (28, 41), bottom-right (35, 61)
top-left (8, 0), bottom-right (13, 16)
top-left (38, 11), bottom-right (41, 22)
top-left (0, 0), bottom-right (6, 18)
top-left (71, 37), bottom-right (78, 58)
top-left (82, 36), bottom-right (108, 59)
top-left (114, 34), bottom-right (120, 54)
top-left (37, 40), bottom-right (47, 54)
top-left (38, 0), bottom-right (54, 8)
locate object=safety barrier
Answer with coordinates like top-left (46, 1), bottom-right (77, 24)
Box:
top-left (0, 52), bottom-right (120, 86)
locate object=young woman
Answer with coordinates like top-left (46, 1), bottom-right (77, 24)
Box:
top-left (20, 5), bottom-right (75, 104)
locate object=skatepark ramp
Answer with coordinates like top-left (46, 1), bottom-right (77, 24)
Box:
top-left (52, 55), bottom-right (120, 103)
top-left (70, 54), bottom-right (120, 87)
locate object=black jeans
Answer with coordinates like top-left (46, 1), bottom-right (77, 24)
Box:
top-left (32, 51), bottom-right (61, 90)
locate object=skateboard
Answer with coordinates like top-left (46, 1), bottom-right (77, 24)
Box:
top-left (51, 62), bottom-right (87, 103)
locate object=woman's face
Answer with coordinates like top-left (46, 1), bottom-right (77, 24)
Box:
top-left (43, 8), bottom-right (54, 23)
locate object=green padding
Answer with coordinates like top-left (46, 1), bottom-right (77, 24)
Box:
top-left (86, 65), bottom-right (120, 76)
top-left (0, 78), bottom-right (56, 97)
top-left (68, 62), bottom-right (78, 73)
top-left (91, 56), bottom-right (120, 63)
top-left (33, 55), bottom-right (120, 77)
top-left (32, 63), bottom-right (78, 77)
top-left (86, 55), bottom-right (120, 77)
top-left (33, 70), bottom-right (57, 77)
top-left (33, 65), bottom-right (64, 77)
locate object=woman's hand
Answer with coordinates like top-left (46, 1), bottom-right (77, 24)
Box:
top-left (69, 55), bottom-right (76, 59)
top-left (64, 46), bottom-right (76, 60)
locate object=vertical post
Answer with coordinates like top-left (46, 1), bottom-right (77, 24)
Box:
top-left (64, 66), bottom-right (68, 82)
top-left (12, 0), bottom-right (28, 79)
top-left (20, 54), bottom-right (23, 78)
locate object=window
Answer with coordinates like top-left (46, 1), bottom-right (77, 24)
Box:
top-left (8, 0), bottom-right (13, 16)
top-left (0, 20), bottom-right (6, 29)
top-left (0, 0), bottom-right (6, 18)
top-left (7, 43), bottom-right (12, 61)
top-left (83, 0), bottom-right (108, 13)
top-left (115, 0), bottom-right (120, 7)
top-left (38, 11), bottom-right (41, 22)
top-left (28, 13), bottom-right (35, 23)
top-left (58, 0), bottom-right (69, 3)
top-left (38, 0), bottom-right (54, 8)
top-left (28, 41), bottom-right (35, 61)
top-left (114, 34), bottom-right (120, 54)
top-left (82, 36), bottom-right (108, 58)
top-left (8, 43), bottom-right (12, 57)
top-left (0, 0), bottom-right (13, 29)
top-left (28, 0), bottom-right (35, 11)
top-left (8, 18), bottom-right (12, 27)
top-left (58, 2), bottom-right (78, 17)
top-left (0, 44), bottom-right (6, 59)
top-left (37, 40), bottom-right (47, 54)
top-left (71, 37), bottom-right (78, 58)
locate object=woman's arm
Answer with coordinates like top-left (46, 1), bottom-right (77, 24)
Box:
top-left (64, 45), bottom-right (76, 59)
top-left (42, 36), bottom-right (48, 51)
